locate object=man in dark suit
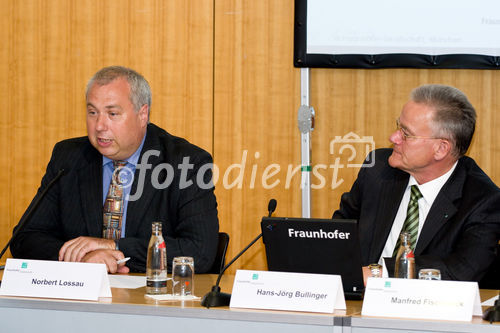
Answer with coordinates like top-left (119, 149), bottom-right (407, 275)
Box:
top-left (333, 84), bottom-right (500, 285)
top-left (10, 66), bottom-right (219, 273)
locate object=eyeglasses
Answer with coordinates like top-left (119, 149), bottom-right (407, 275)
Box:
top-left (395, 119), bottom-right (443, 141)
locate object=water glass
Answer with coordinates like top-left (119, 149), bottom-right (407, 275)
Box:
top-left (172, 256), bottom-right (194, 296)
top-left (418, 268), bottom-right (441, 280)
top-left (368, 263), bottom-right (383, 278)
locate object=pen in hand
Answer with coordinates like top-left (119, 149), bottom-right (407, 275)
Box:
top-left (116, 257), bottom-right (131, 265)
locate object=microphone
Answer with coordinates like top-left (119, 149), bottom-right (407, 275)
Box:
top-left (201, 198), bottom-right (277, 308)
top-left (267, 199), bottom-right (277, 217)
top-left (483, 290), bottom-right (500, 323)
top-left (0, 169), bottom-right (65, 270)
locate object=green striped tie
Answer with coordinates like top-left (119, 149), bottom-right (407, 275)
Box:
top-left (393, 185), bottom-right (423, 256)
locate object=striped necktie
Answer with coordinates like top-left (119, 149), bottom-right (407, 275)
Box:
top-left (393, 185), bottom-right (423, 256)
top-left (103, 161), bottom-right (127, 240)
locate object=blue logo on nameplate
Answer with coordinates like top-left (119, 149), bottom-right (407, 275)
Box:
top-left (252, 273), bottom-right (259, 280)
top-left (384, 281), bottom-right (391, 288)
top-left (21, 262), bottom-right (28, 269)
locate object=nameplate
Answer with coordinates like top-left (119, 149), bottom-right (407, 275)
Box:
top-left (0, 258), bottom-right (111, 301)
top-left (361, 278), bottom-right (481, 321)
top-left (229, 269), bottom-right (346, 313)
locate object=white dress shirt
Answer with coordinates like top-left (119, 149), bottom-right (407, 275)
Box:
top-left (378, 162), bottom-right (458, 274)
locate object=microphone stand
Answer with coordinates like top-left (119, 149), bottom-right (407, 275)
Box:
top-left (201, 199), bottom-right (277, 308)
top-left (0, 169), bottom-right (65, 270)
top-left (201, 233), bottom-right (263, 308)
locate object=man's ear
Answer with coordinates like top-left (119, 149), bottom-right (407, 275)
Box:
top-left (138, 104), bottom-right (149, 126)
top-left (434, 139), bottom-right (452, 161)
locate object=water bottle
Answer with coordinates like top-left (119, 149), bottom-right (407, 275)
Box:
top-left (146, 221), bottom-right (168, 294)
top-left (394, 232), bottom-right (416, 279)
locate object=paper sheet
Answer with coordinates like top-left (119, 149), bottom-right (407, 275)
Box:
top-left (482, 295), bottom-right (499, 306)
top-left (108, 275), bottom-right (148, 289)
top-left (145, 294), bottom-right (200, 301)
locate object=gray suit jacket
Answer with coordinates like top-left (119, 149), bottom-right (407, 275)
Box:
top-left (11, 124), bottom-right (219, 273)
top-left (333, 148), bottom-right (500, 283)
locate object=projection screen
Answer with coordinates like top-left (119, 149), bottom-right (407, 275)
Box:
top-left (294, 0), bottom-right (500, 69)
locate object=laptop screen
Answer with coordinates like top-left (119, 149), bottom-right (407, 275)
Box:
top-left (261, 217), bottom-right (364, 295)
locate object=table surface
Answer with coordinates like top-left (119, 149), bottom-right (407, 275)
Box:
top-left (0, 272), bottom-right (498, 332)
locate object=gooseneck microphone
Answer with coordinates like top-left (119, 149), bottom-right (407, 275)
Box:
top-left (267, 199), bottom-right (277, 217)
top-left (201, 198), bottom-right (277, 308)
top-left (483, 290), bottom-right (500, 323)
top-left (0, 169), bottom-right (65, 270)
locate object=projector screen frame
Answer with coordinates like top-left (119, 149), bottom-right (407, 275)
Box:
top-left (294, 0), bottom-right (500, 69)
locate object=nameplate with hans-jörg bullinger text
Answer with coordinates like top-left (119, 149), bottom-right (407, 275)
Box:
top-left (361, 277), bottom-right (482, 322)
top-left (229, 269), bottom-right (346, 313)
top-left (0, 258), bottom-right (112, 301)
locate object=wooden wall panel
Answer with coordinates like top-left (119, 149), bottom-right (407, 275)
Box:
top-left (213, 0), bottom-right (500, 272)
top-left (0, 0), bottom-right (214, 261)
top-left (213, 0), bottom-right (301, 272)
top-left (1, 0), bottom-right (499, 274)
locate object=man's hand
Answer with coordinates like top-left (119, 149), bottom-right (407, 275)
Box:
top-left (59, 236), bottom-right (116, 263)
top-left (81, 249), bottom-right (130, 274)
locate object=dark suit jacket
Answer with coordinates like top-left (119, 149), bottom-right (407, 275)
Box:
top-left (11, 123), bottom-right (219, 273)
top-left (333, 148), bottom-right (500, 283)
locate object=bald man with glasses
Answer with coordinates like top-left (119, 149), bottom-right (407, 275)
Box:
top-left (333, 84), bottom-right (500, 287)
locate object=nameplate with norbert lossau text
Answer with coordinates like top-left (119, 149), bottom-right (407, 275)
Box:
top-left (361, 277), bottom-right (481, 321)
top-left (0, 258), bottom-right (111, 301)
top-left (229, 269), bottom-right (346, 313)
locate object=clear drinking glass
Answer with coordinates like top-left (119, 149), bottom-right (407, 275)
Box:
top-left (368, 263), bottom-right (383, 278)
top-left (418, 268), bottom-right (441, 280)
top-left (172, 256), bottom-right (195, 296)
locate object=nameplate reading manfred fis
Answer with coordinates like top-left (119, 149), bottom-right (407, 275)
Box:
top-left (229, 269), bottom-right (346, 313)
top-left (361, 277), bottom-right (481, 321)
top-left (0, 258), bottom-right (111, 301)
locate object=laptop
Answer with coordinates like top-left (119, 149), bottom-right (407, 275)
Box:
top-left (261, 217), bottom-right (364, 299)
